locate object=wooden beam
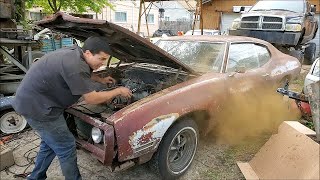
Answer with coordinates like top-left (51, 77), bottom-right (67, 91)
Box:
top-left (143, 1), bottom-right (150, 37)
top-left (200, 0), bottom-right (203, 34)
top-left (137, 0), bottom-right (143, 33)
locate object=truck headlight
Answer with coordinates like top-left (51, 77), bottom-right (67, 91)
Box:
top-left (231, 21), bottom-right (241, 30)
top-left (91, 127), bottom-right (104, 143)
top-left (285, 24), bottom-right (302, 31)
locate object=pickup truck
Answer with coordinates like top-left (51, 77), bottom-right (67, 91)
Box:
top-left (229, 0), bottom-right (318, 65)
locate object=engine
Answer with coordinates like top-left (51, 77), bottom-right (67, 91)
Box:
top-left (72, 64), bottom-right (189, 115)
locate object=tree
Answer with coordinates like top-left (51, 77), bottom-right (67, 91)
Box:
top-left (26, 0), bottom-right (113, 14)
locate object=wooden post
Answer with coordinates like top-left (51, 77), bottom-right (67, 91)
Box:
top-left (143, 1), bottom-right (150, 37)
top-left (137, 0), bottom-right (143, 33)
top-left (191, 0), bottom-right (199, 35)
top-left (200, 0), bottom-right (203, 35)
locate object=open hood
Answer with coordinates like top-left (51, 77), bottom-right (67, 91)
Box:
top-left (35, 12), bottom-right (194, 73)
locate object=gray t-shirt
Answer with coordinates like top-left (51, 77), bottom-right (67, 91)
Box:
top-left (12, 46), bottom-right (97, 121)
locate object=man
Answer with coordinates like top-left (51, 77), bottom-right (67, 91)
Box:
top-left (12, 36), bottom-right (132, 180)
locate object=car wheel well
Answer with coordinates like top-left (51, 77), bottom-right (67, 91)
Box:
top-left (174, 110), bottom-right (210, 136)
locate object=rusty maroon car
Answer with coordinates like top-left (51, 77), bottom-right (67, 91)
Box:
top-left (37, 12), bottom-right (301, 179)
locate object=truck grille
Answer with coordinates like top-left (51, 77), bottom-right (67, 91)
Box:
top-left (263, 17), bottom-right (282, 22)
top-left (241, 23), bottom-right (259, 29)
top-left (262, 24), bottom-right (283, 30)
top-left (242, 16), bottom-right (260, 21)
top-left (240, 16), bottom-right (283, 30)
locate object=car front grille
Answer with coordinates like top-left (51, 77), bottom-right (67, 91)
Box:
top-left (242, 16), bottom-right (260, 21)
top-left (240, 16), bottom-right (283, 30)
top-left (263, 16), bottom-right (282, 22)
top-left (262, 23), bottom-right (283, 30)
top-left (241, 23), bottom-right (259, 29)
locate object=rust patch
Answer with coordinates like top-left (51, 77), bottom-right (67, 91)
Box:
top-left (128, 113), bottom-right (179, 152)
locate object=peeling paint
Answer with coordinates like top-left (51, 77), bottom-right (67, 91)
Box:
top-left (128, 113), bottom-right (179, 153)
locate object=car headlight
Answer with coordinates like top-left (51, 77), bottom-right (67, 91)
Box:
top-left (231, 20), bottom-right (241, 30)
top-left (91, 127), bottom-right (104, 143)
top-left (285, 24), bottom-right (302, 31)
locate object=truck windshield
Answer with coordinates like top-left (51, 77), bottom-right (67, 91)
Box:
top-left (250, 1), bottom-right (304, 13)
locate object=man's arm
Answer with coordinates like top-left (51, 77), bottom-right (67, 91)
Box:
top-left (83, 87), bottom-right (132, 105)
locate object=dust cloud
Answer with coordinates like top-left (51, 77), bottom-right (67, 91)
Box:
top-left (208, 77), bottom-right (301, 145)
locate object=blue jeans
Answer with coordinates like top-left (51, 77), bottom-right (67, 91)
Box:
top-left (26, 115), bottom-right (81, 180)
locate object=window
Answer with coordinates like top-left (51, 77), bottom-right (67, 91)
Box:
top-left (165, 16), bottom-right (170, 21)
top-left (157, 40), bottom-right (226, 73)
top-left (147, 14), bottom-right (154, 24)
top-left (115, 12), bottom-right (127, 22)
top-left (30, 12), bottom-right (43, 21)
top-left (255, 45), bottom-right (270, 65)
top-left (227, 43), bottom-right (270, 72)
top-left (312, 60), bottom-right (319, 77)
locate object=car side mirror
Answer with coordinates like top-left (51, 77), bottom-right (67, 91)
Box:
top-left (236, 66), bottom-right (246, 73)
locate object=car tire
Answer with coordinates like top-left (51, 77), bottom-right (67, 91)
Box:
top-left (288, 49), bottom-right (304, 63)
top-left (0, 109), bottom-right (27, 134)
top-left (150, 118), bottom-right (199, 180)
top-left (304, 43), bottom-right (316, 65)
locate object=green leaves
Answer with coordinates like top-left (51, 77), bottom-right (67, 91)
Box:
top-left (26, 0), bottom-right (113, 14)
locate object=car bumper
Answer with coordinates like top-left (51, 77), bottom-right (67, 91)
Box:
top-left (229, 29), bottom-right (301, 46)
top-left (66, 108), bottom-right (115, 166)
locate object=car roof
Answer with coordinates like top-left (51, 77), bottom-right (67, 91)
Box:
top-left (163, 35), bottom-right (271, 45)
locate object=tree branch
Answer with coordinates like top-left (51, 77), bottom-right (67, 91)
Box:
top-left (52, 0), bottom-right (57, 12)
top-left (58, 0), bottom-right (63, 11)
top-left (47, 0), bottom-right (55, 12)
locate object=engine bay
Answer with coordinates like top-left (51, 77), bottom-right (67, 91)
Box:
top-left (71, 63), bottom-right (191, 117)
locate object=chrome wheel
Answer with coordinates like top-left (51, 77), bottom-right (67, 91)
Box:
top-left (166, 127), bottom-right (197, 174)
top-left (0, 111), bottom-right (27, 134)
top-left (149, 119), bottom-right (198, 179)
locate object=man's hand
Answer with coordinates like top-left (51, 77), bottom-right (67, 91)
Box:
top-left (83, 87), bottom-right (132, 105)
top-left (116, 87), bottom-right (133, 99)
top-left (101, 76), bottom-right (116, 84)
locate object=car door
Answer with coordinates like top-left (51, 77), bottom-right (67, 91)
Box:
top-left (224, 42), bottom-right (272, 92)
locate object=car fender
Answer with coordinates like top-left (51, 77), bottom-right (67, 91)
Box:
top-left (111, 73), bottom-right (228, 162)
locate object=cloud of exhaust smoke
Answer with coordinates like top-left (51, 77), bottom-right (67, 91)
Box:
top-left (208, 79), bottom-right (301, 145)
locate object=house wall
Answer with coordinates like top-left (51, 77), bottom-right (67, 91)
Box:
top-left (96, 1), bottom-right (159, 37)
top-left (154, 1), bottom-right (192, 21)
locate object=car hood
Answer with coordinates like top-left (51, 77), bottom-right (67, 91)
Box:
top-left (246, 11), bottom-right (303, 17)
top-left (35, 12), bottom-right (194, 73)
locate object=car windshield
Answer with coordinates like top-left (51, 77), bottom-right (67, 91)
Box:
top-left (156, 40), bottom-right (226, 73)
top-left (250, 1), bottom-right (304, 13)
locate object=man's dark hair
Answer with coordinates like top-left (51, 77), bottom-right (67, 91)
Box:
top-left (82, 36), bottom-right (111, 55)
